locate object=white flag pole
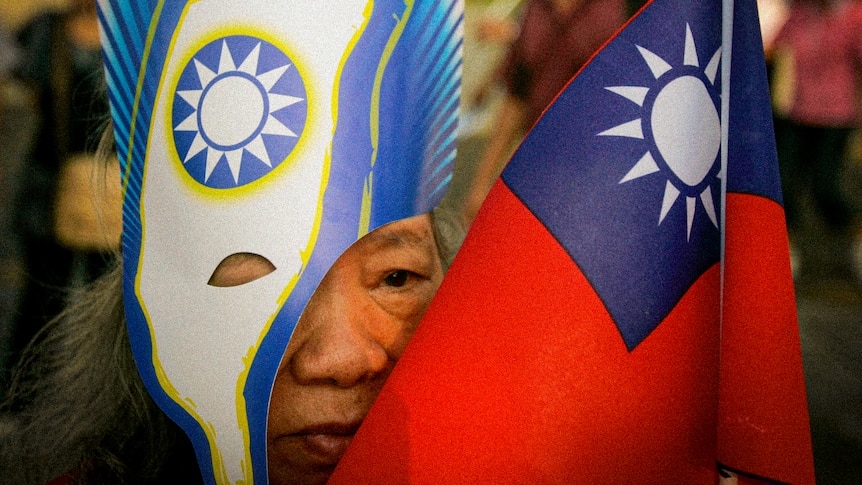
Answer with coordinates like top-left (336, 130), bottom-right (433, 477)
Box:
top-left (719, 0), bottom-right (733, 321)
top-left (718, 0), bottom-right (736, 482)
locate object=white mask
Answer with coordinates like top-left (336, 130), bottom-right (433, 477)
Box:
top-left (97, 0), bottom-right (462, 482)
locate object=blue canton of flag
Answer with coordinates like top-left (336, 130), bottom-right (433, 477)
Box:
top-left (333, 0), bottom-right (813, 483)
top-left (503, 0), bottom-right (723, 350)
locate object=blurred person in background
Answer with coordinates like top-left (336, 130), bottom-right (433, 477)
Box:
top-left (0, 21), bottom-right (17, 93)
top-left (757, 0), bottom-right (789, 52)
top-left (463, 0), bottom-right (628, 223)
top-left (768, 0), bottom-right (862, 281)
top-left (0, 15), bottom-right (29, 386)
top-left (5, 0), bottom-right (120, 382)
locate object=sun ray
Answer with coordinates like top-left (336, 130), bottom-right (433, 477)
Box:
top-left (204, 148), bottom-right (223, 181)
top-left (606, 24), bottom-right (721, 241)
top-left (705, 49), bottom-right (721, 84)
top-left (194, 59), bottom-right (216, 88)
top-left (257, 65), bottom-right (290, 92)
top-left (261, 116), bottom-right (297, 137)
top-left (184, 133), bottom-right (208, 163)
top-left (700, 186), bottom-right (718, 227)
top-left (175, 112), bottom-right (199, 132)
top-left (605, 86), bottom-right (649, 106)
top-left (238, 43), bottom-right (261, 76)
top-left (599, 119), bottom-right (643, 139)
top-left (637, 45), bottom-right (672, 79)
top-left (218, 40), bottom-right (236, 74)
top-left (686, 196), bottom-right (696, 240)
top-left (620, 152), bottom-right (659, 183)
top-left (659, 181), bottom-right (680, 224)
top-left (177, 90), bottom-right (202, 110)
top-left (684, 24), bottom-right (699, 67)
top-left (225, 149), bottom-right (243, 183)
top-left (269, 94), bottom-right (303, 112)
top-left (244, 136), bottom-right (272, 167)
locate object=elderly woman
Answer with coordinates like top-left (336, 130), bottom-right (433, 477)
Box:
top-left (0, 191), bottom-right (464, 484)
top-left (1, 1), bottom-right (467, 483)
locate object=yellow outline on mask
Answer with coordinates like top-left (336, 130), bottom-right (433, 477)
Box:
top-left (252, 3), bottom-right (377, 484)
top-left (130, 2), bottom-right (378, 485)
top-left (133, 3), bottom-right (241, 483)
top-left (120, 0), bottom-right (167, 198)
top-left (275, 1), bottom-right (376, 310)
top-left (126, 0), bottom-right (332, 485)
top-left (358, 0), bottom-right (415, 239)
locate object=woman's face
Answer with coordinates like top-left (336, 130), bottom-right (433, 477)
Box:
top-left (265, 213), bottom-right (444, 484)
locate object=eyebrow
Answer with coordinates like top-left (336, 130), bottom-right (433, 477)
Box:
top-left (362, 223), bottom-right (435, 254)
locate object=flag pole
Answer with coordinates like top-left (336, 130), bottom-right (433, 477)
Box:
top-left (719, 0), bottom-right (733, 333)
top-left (718, 0), bottom-right (734, 481)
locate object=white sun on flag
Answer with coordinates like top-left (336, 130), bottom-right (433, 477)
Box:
top-left (173, 37), bottom-right (305, 187)
top-left (600, 24), bottom-right (722, 240)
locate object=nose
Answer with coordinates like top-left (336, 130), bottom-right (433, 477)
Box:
top-left (288, 282), bottom-right (393, 388)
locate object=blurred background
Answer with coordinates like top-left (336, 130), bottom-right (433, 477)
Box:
top-left (1, 0), bottom-right (859, 483)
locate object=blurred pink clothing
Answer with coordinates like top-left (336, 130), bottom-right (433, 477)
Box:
top-left (773, 0), bottom-right (862, 127)
top-left (501, 0), bottom-right (627, 127)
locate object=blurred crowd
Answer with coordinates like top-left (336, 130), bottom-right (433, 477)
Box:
top-left (1, 0), bottom-right (120, 388)
top-left (763, 0), bottom-right (862, 286)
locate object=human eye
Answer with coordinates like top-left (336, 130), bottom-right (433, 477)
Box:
top-left (371, 265), bottom-right (437, 322)
top-left (382, 269), bottom-right (417, 288)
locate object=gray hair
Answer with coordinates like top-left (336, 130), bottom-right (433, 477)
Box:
top-left (0, 262), bottom-right (196, 483)
top-left (0, 127), bottom-right (198, 483)
top-left (0, 204), bottom-right (466, 484)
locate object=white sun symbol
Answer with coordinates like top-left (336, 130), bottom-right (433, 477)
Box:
top-left (174, 40), bottom-right (303, 184)
top-left (600, 24), bottom-right (722, 241)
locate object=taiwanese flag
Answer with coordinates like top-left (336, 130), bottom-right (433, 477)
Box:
top-left (331, 0), bottom-right (815, 483)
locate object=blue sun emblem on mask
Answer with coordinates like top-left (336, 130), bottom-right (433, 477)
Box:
top-left (172, 35), bottom-right (307, 188)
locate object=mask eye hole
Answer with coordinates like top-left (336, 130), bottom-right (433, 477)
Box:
top-left (208, 253), bottom-right (276, 287)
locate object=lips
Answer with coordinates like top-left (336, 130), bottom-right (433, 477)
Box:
top-left (290, 421), bottom-right (361, 464)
